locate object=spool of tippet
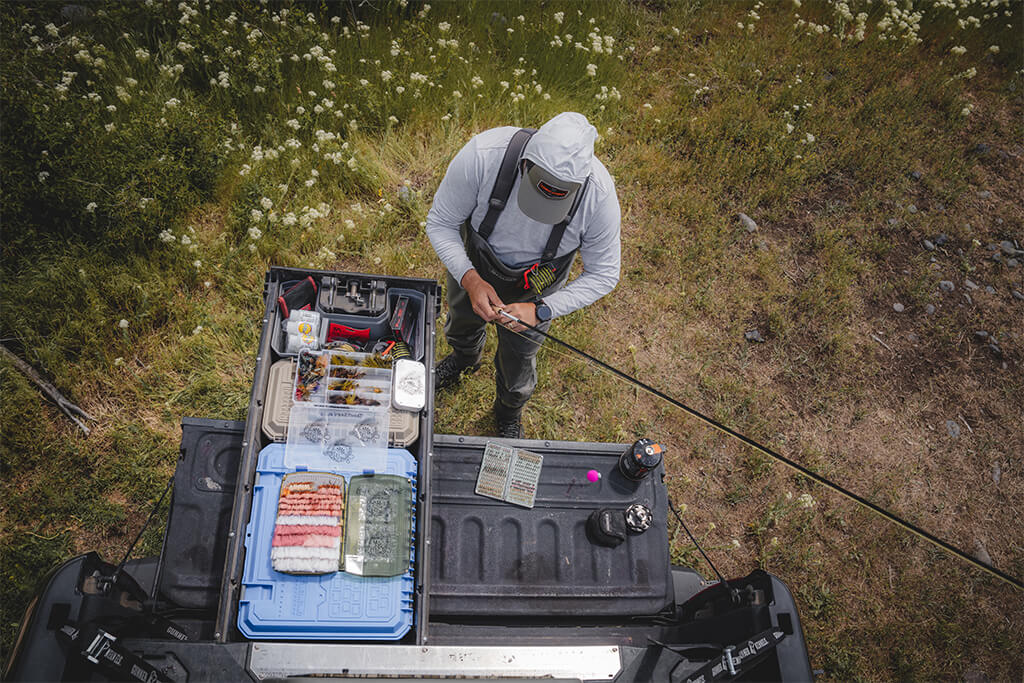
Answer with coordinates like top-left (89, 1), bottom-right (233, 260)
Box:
top-left (618, 438), bottom-right (664, 481)
top-left (283, 310), bottom-right (322, 354)
top-left (625, 503), bottom-right (653, 533)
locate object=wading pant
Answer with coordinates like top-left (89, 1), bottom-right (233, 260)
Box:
top-left (444, 273), bottom-right (553, 422)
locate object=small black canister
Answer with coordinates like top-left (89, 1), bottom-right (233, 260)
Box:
top-left (618, 438), bottom-right (664, 480)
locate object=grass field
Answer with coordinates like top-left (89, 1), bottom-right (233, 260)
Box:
top-left (1, 1), bottom-right (1022, 678)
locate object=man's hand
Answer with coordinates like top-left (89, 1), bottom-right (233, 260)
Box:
top-left (461, 269), bottom-right (504, 322)
top-left (496, 302), bottom-right (537, 333)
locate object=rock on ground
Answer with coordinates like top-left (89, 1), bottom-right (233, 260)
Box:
top-left (737, 212), bottom-right (758, 233)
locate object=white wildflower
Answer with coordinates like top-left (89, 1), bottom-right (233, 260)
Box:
top-left (248, 226), bottom-right (263, 240)
top-left (586, 63), bottom-right (597, 77)
top-left (85, 202), bottom-right (97, 213)
top-left (438, 21), bottom-right (451, 32)
top-left (158, 229), bottom-right (175, 243)
top-left (193, 259), bottom-right (202, 269)
top-left (797, 493), bottom-right (815, 509)
top-left (118, 319), bottom-right (129, 329)
top-left (554, 11), bottom-right (564, 24)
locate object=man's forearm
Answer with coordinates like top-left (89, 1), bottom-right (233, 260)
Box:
top-left (543, 270), bottom-right (619, 318)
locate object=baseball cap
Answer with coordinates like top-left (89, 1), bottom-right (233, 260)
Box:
top-left (517, 112), bottom-right (596, 224)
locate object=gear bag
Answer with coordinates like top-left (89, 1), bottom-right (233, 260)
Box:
top-left (462, 128), bottom-right (590, 302)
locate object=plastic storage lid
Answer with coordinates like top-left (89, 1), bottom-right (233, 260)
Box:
top-left (238, 444), bottom-right (416, 641)
top-left (263, 360), bottom-right (295, 441)
top-left (389, 410), bottom-right (419, 448)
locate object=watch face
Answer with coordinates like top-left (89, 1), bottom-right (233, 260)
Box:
top-left (536, 303), bottom-right (551, 321)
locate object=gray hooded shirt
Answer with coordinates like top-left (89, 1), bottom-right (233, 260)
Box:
top-left (426, 113), bottom-right (621, 318)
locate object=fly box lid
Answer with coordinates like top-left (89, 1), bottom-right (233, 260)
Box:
top-left (392, 359), bottom-right (426, 412)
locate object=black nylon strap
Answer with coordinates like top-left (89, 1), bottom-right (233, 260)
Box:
top-left (58, 623), bottom-right (169, 682)
top-left (541, 175), bottom-right (590, 262)
top-left (680, 629), bottom-right (785, 683)
top-left (478, 128), bottom-right (536, 240)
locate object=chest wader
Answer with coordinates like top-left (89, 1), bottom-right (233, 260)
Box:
top-left (461, 128), bottom-right (591, 304)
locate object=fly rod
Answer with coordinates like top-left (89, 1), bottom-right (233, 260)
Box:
top-left (494, 308), bottom-right (1022, 591)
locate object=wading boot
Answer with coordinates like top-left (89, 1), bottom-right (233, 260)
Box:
top-left (435, 353), bottom-right (480, 391)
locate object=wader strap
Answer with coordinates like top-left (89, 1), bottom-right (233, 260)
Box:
top-left (540, 175), bottom-right (591, 262)
top-left (478, 128), bottom-right (536, 240)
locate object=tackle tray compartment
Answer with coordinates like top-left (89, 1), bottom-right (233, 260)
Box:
top-left (263, 357), bottom-right (419, 446)
top-left (428, 435), bottom-right (673, 618)
top-left (268, 285), bottom-right (427, 362)
top-left (238, 443), bottom-right (416, 640)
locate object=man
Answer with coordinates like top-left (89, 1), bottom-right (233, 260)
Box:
top-left (426, 111), bottom-right (621, 438)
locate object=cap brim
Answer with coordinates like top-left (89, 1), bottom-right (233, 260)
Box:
top-left (517, 163), bottom-right (580, 224)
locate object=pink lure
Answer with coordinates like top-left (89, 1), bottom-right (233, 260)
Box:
top-left (586, 469), bottom-right (601, 483)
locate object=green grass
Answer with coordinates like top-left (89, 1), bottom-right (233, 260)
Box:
top-left (2, 0), bottom-right (1023, 678)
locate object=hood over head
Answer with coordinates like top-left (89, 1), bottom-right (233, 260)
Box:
top-left (517, 112), bottom-right (597, 224)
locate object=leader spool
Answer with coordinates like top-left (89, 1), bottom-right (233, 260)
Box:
top-left (619, 438), bottom-right (664, 480)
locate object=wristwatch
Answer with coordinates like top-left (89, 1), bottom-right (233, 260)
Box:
top-left (535, 300), bottom-right (552, 323)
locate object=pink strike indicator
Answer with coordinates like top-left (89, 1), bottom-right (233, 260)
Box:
top-left (586, 469), bottom-right (601, 483)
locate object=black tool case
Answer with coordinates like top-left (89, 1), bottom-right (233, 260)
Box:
top-left (214, 266), bottom-right (440, 644)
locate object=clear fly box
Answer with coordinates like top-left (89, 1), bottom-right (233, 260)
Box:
top-left (286, 404), bottom-right (389, 471)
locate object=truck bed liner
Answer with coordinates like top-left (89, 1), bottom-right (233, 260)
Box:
top-left (429, 435), bottom-right (673, 618)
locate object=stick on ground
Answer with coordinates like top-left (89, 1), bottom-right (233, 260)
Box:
top-left (0, 344), bottom-right (95, 435)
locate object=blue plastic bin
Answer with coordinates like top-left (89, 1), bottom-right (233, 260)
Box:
top-left (238, 443), bottom-right (416, 640)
